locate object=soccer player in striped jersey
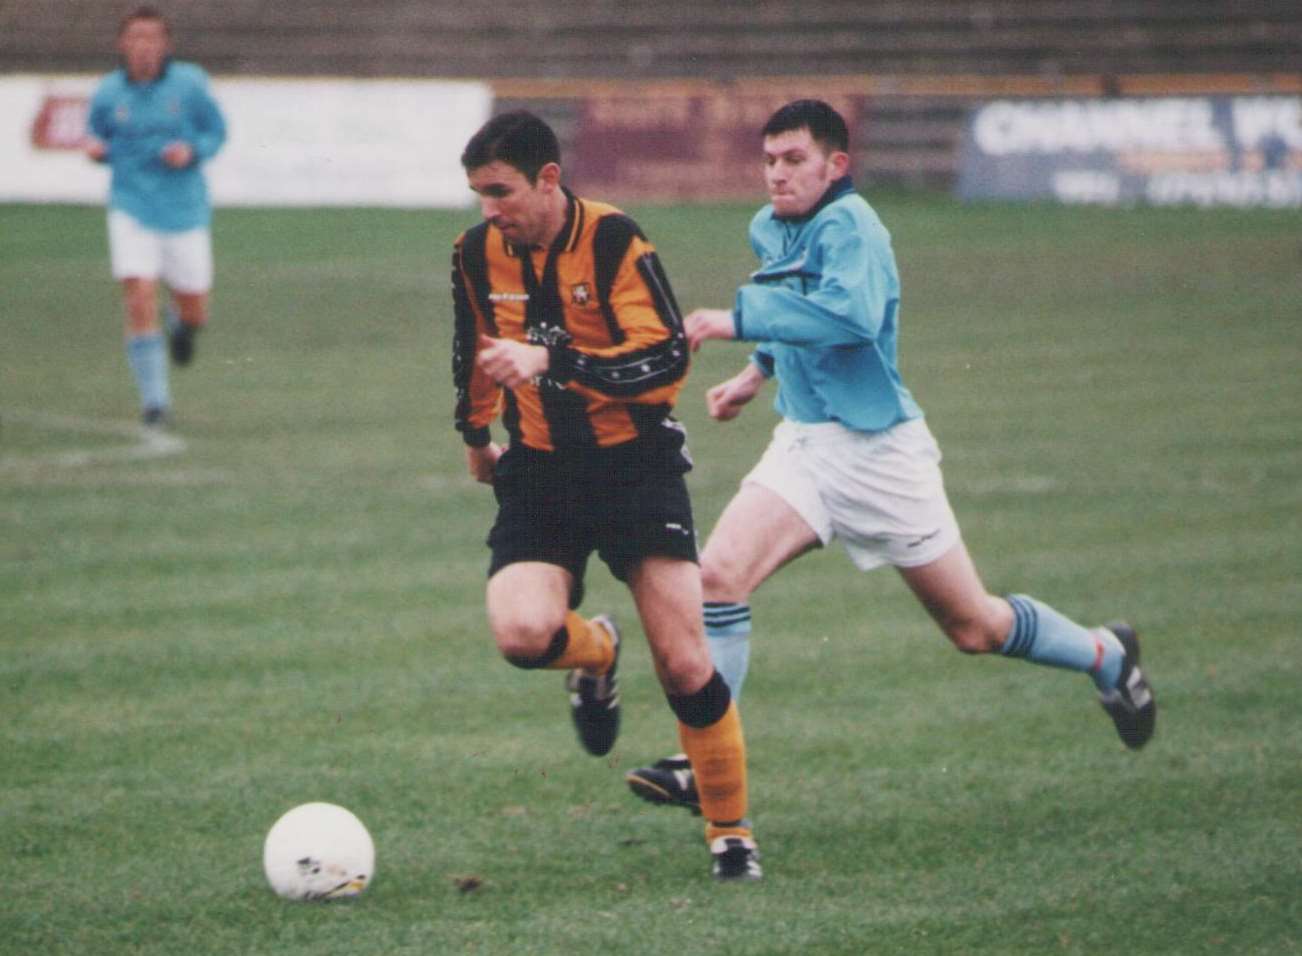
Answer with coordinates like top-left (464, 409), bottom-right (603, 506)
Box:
top-left (450, 111), bottom-right (759, 881)
top-left (626, 99), bottom-right (1156, 816)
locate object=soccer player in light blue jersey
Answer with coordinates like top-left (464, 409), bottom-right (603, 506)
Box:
top-left (625, 99), bottom-right (1156, 814)
top-left (85, 5), bottom-right (226, 426)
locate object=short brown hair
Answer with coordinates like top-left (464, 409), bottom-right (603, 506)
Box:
top-left (461, 111), bottom-right (560, 184)
top-left (119, 5), bottom-right (168, 36)
top-left (762, 99), bottom-right (849, 154)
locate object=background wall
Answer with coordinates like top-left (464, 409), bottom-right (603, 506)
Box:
top-left (4, 0), bottom-right (1299, 188)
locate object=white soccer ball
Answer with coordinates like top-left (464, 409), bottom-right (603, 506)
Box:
top-left (262, 802), bottom-right (375, 901)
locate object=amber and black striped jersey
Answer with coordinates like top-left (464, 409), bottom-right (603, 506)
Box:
top-left (452, 189), bottom-right (690, 454)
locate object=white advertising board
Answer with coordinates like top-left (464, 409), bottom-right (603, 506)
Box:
top-left (1, 74), bottom-right (492, 208)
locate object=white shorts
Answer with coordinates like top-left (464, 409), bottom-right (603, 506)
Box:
top-left (743, 417), bottom-right (961, 571)
top-left (107, 209), bottom-right (213, 293)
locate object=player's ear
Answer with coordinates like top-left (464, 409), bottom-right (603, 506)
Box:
top-left (536, 162), bottom-right (562, 191)
top-left (828, 150), bottom-right (851, 178)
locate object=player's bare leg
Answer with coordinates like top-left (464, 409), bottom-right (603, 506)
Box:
top-left (630, 556), bottom-right (760, 880)
top-left (899, 540), bottom-right (1155, 748)
top-left (485, 562), bottom-right (572, 662)
top-left (121, 276), bottom-right (170, 424)
top-left (167, 289), bottom-right (208, 365)
top-left (485, 561), bottom-right (624, 754)
top-left (122, 276), bottom-right (161, 335)
top-left (896, 540), bottom-right (1013, 653)
top-left (627, 486), bottom-right (816, 822)
top-left (699, 482), bottom-right (821, 604)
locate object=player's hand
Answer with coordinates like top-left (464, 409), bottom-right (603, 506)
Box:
top-left (476, 334), bottom-right (549, 388)
top-left (706, 364), bottom-right (766, 421)
top-left (465, 442), bottom-right (503, 484)
top-left (161, 141), bottom-right (194, 168)
top-left (83, 136), bottom-right (108, 161)
top-left (684, 308), bottom-right (736, 351)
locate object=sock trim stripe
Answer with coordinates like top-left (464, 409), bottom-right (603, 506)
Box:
top-left (1090, 633), bottom-right (1105, 675)
top-left (704, 603), bottom-right (751, 625)
top-left (706, 621), bottom-right (752, 638)
top-left (1003, 594), bottom-right (1038, 658)
top-left (503, 627), bottom-right (568, 669)
top-left (667, 670), bottom-right (732, 728)
top-left (705, 611), bottom-right (751, 627)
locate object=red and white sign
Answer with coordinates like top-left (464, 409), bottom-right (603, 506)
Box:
top-left (2, 75), bottom-right (492, 207)
top-left (29, 94), bottom-right (91, 150)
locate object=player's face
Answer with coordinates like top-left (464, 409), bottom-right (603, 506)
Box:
top-left (762, 128), bottom-right (848, 218)
top-left (467, 161), bottom-right (559, 248)
top-left (118, 18), bottom-right (170, 83)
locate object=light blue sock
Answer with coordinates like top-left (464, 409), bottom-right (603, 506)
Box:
top-left (1002, 594), bottom-right (1123, 692)
top-left (704, 601), bottom-right (752, 700)
top-left (126, 332), bottom-right (170, 413)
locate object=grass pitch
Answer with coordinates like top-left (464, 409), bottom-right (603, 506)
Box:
top-left (2, 195), bottom-right (1300, 955)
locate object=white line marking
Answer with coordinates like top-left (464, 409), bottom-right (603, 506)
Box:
top-left (0, 409), bottom-right (187, 472)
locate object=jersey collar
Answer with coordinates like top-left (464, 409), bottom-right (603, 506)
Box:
top-left (503, 187), bottom-right (584, 257)
top-left (773, 175), bottom-right (856, 223)
top-left (119, 55), bottom-right (173, 86)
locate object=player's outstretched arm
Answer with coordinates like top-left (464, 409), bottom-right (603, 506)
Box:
top-left (684, 308), bottom-right (736, 351)
top-left (706, 363), bottom-right (767, 422)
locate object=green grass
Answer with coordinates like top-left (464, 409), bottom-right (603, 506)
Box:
top-left (2, 195), bottom-right (1300, 955)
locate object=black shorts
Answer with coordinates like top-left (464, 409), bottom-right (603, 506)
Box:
top-left (486, 431), bottom-right (698, 607)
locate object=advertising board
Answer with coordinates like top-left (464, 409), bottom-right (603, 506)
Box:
top-left (4, 75), bottom-right (492, 208)
top-left (957, 96), bottom-right (1302, 208)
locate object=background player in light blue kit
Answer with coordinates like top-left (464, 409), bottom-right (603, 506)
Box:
top-left (84, 5), bottom-right (226, 426)
top-left (626, 99), bottom-right (1157, 813)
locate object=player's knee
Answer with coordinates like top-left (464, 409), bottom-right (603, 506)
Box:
top-left (174, 294), bottom-right (209, 327)
top-left (494, 617), bottom-right (563, 668)
top-left (123, 287), bottom-right (158, 333)
top-left (700, 554), bottom-right (745, 602)
top-left (652, 644), bottom-right (715, 696)
top-left (665, 670), bottom-right (731, 727)
top-left (944, 618), bottom-right (1003, 655)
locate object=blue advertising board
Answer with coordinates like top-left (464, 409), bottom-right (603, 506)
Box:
top-left (957, 96), bottom-right (1302, 208)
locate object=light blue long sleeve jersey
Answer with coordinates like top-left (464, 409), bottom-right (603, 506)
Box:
top-left (88, 59), bottom-right (226, 232)
top-left (732, 176), bottom-right (922, 433)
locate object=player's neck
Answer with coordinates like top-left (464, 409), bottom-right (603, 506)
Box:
top-left (125, 61), bottom-right (165, 84)
top-left (534, 191), bottom-right (570, 250)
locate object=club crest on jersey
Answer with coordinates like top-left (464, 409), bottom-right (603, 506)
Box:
top-left (570, 282), bottom-right (594, 307)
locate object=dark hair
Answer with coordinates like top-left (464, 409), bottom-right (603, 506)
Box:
top-left (120, 5), bottom-right (168, 35)
top-left (460, 110), bottom-right (560, 183)
top-left (762, 99), bottom-right (849, 154)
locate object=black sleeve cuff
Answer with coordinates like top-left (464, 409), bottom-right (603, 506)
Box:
top-left (460, 426), bottom-right (491, 448)
top-left (546, 344), bottom-right (578, 384)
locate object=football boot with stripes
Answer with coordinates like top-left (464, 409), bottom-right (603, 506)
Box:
top-left (625, 753), bottom-right (701, 815)
top-left (710, 834), bottom-right (762, 882)
top-left (1097, 622), bottom-right (1156, 749)
top-left (566, 614), bottom-right (621, 756)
